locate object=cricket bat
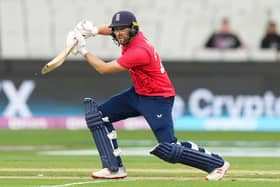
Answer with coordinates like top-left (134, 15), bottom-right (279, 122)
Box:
top-left (41, 40), bottom-right (77, 75)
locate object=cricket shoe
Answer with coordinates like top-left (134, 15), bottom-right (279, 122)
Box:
top-left (205, 161), bottom-right (230, 181)
top-left (91, 166), bottom-right (127, 179)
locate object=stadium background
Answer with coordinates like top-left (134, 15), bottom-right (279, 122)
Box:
top-left (1, 0), bottom-right (280, 131)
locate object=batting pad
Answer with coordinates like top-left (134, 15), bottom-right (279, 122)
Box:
top-left (83, 98), bottom-right (119, 172)
top-left (150, 142), bottom-right (224, 173)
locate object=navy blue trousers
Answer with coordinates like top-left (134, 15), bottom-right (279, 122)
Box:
top-left (98, 87), bottom-right (177, 143)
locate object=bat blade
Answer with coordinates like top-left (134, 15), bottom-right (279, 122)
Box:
top-left (41, 40), bottom-right (77, 75)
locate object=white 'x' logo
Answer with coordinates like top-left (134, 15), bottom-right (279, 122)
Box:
top-left (1, 80), bottom-right (35, 117)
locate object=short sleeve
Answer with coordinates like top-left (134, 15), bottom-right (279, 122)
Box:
top-left (117, 47), bottom-right (150, 69)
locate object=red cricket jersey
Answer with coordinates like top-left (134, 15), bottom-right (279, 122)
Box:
top-left (117, 32), bottom-right (176, 98)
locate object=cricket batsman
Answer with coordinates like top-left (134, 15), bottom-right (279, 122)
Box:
top-left (67, 10), bottom-right (230, 180)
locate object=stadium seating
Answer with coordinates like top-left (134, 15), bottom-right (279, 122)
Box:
top-left (0, 0), bottom-right (26, 58)
top-left (0, 0), bottom-right (279, 61)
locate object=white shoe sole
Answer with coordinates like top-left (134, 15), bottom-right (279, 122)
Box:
top-left (91, 174), bottom-right (127, 179)
top-left (91, 167), bottom-right (127, 179)
top-left (205, 161), bottom-right (230, 181)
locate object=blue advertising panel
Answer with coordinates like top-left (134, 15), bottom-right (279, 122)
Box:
top-left (1, 60), bottom-right (280, 130)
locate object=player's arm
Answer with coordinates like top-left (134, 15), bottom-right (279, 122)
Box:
top-left (72, 22), bottom-right (124, 74)
top-left (75, 21), bottom-right (112, 37)
top-left (83, 47), bottom-right (150, 74)
top-left (97, 25), bottom-right (112, 36)
top-left (84, 53), bottom-right (125, 74)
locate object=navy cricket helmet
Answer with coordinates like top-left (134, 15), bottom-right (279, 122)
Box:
top-left (109, 10), bottom-right (138, 28)
top-left (110, 10), bottom-right (139, 45)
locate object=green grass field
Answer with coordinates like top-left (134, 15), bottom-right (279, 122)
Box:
top-left (0, 130), bottom-right (280, 187)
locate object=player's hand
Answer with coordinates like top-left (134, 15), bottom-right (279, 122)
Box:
top-left (66, 31), bottom-right (79, 56)
top-left (74, 20), bottom-right (98, 39)
top-left (74, 31), bottom-right (89, 56)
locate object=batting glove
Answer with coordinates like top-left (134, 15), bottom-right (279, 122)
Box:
top-left (66, 31), bottom-right (79, 56)
top-left (74, 20), bottom-right (98, 39)
top-left (74, 31), bottom-right (89, 56)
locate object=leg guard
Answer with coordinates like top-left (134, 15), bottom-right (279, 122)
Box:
top-left (181, 141), bottom-right (223, 160)
top-left (83, 98), bottom-right (119, 172)
top-left (150, 142), bottom-right (224, 173)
